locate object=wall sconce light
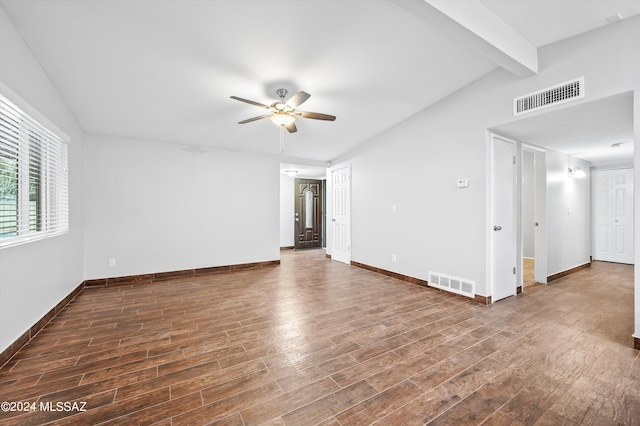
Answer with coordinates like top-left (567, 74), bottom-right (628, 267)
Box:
top-left (284, 170), bottom-right (299, 177)
top-left (568, 167), bottom-right (586, 179)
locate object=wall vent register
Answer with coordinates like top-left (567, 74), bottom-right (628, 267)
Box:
top-left (513, 77), bottom-right (584, 116)
top-left (429, 271), bottom-right (475, 298)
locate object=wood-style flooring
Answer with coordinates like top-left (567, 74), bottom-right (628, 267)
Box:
top-left (523, 258), bottom-right (535, 287)
top-left (1, 249), bottom-right (638, 425)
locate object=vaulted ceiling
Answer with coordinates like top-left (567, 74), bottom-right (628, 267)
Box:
top-left (1, 0), bottom-right (638, 165)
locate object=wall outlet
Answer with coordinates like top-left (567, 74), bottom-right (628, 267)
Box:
top-left (391, 254), bottom-right (397, 262)
top-left (108, 258), bottom-right (116, 267)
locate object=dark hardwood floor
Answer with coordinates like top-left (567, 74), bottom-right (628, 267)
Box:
top-left (0, 249), bottom-right (638, 425)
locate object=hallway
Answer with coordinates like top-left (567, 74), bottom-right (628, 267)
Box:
top-left (0, 249), bottom-right (638, 425)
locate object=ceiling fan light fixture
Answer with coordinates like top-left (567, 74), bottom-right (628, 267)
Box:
top-left (231, 89), bottom-right (335, 136)
top-left (270, 112), bottom-right (295, 126)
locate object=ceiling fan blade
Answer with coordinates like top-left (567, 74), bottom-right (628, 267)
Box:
top-left (295, 111), bottom-right (336, 121)
top-left (286, 91), bottom-right (311, 108)
top-left (285, 121), bottom-right (297, 133)
top-left (238, 113), bottom-right (272, 124)
top-left (230, 96), bottom-right (271, 109)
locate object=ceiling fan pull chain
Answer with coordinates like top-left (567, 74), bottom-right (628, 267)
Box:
top-left (280, 125), bottom-right (284, 152)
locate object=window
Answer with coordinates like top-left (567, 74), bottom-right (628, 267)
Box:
top-left (0, 86), bottom-right (69, 248)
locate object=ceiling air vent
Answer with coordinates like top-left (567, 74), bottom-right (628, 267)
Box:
top-left (514, 77), bottom-right (584, 116)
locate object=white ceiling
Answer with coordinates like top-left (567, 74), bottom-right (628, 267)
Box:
top-left (1, 0), bottom-right (638, 168)
top-left (279, 163), bottom-right (327, 180)
top-left (482, 0), bottom-right (640, 47)
top-left (492, 91), bottom-right (634, 168)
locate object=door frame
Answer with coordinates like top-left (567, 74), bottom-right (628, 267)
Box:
top-left (488, 133), bottom-right (549, 301)
top-left (519, 143), bottom-right (548, 286)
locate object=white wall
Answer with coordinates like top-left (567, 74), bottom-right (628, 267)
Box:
top-left (84, 135), bottom-right (280, 279)
top-left (0, 6), bottom-right (85, 353)
top-left (330, 17), bottom-right (640, 298)
top-left (545, 151), bottom-right (591, 275)
top-left (280, 174), bottom-right (294, 247)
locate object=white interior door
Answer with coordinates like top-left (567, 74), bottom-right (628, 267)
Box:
top-left (491, 136), bottom-right (516, 302)
top-left (331, 165), bottom-right (351, 264)
top-left (594, 168), bottom-right (634, 264)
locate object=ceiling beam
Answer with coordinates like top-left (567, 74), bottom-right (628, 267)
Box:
top-left (396, 0), bottom-right (538, 77)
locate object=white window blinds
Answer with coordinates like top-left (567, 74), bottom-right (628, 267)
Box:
top-left (0, 90), bottom-right (69, 248)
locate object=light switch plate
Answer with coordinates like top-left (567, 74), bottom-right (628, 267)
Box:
top-left (457, 179), bottom-right (469, 188)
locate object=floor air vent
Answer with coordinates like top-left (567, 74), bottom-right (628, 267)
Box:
top-left (429, 271), bottom-right (475, 298)
top-left (514, 77), bottom-right (584, 116)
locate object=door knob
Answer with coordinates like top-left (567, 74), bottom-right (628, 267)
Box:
top-left (494, 225), bottom-right (502, 231)
top-left (295, 218), bottom-right (299, 222)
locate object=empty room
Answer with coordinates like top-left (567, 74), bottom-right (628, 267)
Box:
top-left (1, 0), bottom-right (639, 424)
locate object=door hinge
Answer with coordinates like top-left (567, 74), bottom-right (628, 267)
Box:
top-left (513, 156), bottom-right (516, 164)
top-left (513, 267), bottom-right (516, 274)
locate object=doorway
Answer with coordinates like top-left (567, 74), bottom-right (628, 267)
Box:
top-left (490, 134), bottom-right (549, 301)
top-left (522, 149), bottom-right (536, 287)
top-left (294, 178), bottom-right (323, 250)
top-left (520, 146), bottom-right (547, 287)
top-left (279, 164), bottom-right (327, 250)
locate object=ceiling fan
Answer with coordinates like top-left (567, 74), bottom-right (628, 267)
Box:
top-left (230, 88), bottom-right (336, 134)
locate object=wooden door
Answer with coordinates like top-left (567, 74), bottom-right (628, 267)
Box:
top-left (294, 178), bottom-right (323, 249)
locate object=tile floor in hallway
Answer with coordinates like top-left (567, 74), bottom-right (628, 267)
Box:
top-left (0, 249), bottom-right (638, 425)
top-left (523, 258), bottom-right (535, 288)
